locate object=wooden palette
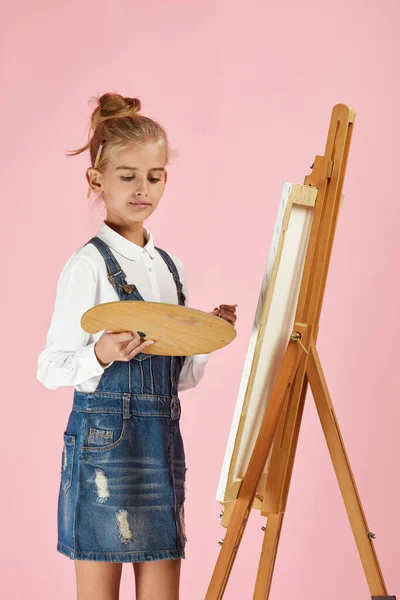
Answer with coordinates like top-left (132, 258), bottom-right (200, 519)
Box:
top-left (81, 301), bottom-right (236, 356)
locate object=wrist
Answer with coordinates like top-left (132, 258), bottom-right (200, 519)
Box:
top-left (94, 342), bottom-right (108, 368)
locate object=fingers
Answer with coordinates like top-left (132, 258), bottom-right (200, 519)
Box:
top-left (108, 330), bottom-right (137, 342)
top-left (123, 333), bottom-right (154, 360)
top-left (219, 304), bottom-right (238, 312)
top-left (212, 304), bottom-right (238, 325)
top-left (106, 330), bottom-right (150, 343)
top-left (104, 331), bottom-right (154, 361)
top-left (123, 332), bottom-right (145, 352)
top-left (127, 339), bottom-right (154, 360)
top-left (219, 308), bottom-right (237, 325)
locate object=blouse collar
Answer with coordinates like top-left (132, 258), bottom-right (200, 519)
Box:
top-left (96, 221), bottom-right (157, 261)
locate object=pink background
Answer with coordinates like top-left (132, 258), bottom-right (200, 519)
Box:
top-left (2, 0), bottom-right (398, 598)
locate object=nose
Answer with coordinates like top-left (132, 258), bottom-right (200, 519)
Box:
top-left (135, 181), bottom-right (148, 197)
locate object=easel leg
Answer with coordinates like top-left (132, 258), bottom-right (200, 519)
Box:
top-left (253, 369), bottom-right (310, 600)
top-left (205, 324), bottom-right (310, 600)
top-left (253, 512), bottom-right (283, 600)
top-left (253, 337), bottom-right (395, 600)
top-left (253, 355), bottom-right (308, 600)
top-left (306, 338), bottom-right (394, 599)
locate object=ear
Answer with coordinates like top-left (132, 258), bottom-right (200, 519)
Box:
top-left (163, 169), bottom-right (168, 186)
top-left (86, 167), bottom-right (104, 194)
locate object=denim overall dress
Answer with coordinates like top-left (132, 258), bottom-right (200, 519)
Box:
top-left (57, 237), bottom-right (187, 563)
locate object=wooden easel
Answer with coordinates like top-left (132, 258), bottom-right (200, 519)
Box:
top-left (205, 104), bottom-right (396, 600)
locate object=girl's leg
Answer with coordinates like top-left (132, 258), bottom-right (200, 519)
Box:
top-left (74, 560), bottom-right (123, 600)
top-left (133, 558), bottom-right (181, 600)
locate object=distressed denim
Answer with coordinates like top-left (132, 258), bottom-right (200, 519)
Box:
top-left (57, 237), bottom-right (187, 562)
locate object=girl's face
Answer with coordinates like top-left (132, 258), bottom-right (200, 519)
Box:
top-left (88, 140), bottom-right (168, 224)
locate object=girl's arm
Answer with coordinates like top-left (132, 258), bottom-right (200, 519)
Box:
top-left (176, 263), bottom-right (212, 392)
top-left (37, 253), bottom-right (112, 390)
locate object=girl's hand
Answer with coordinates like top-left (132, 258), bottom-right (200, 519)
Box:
top-left (210, 304), bottom-right (238, 327)
top-left (94, 331), bottom-right (154, 367)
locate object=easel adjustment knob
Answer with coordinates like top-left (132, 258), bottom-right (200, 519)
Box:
top-left (218, 538), bottom-right (224, 548)
top-left (290, 332), bottom-right (309, 355)
top-left (368, 531), bottom-right (376, 539)
top-left (261, 526), bottom-right (266, 531)
top-left (218, 510), bottom-right (224, 520)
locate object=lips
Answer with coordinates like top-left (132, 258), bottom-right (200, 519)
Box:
top-left (129, 202), bottom-right (151, 208)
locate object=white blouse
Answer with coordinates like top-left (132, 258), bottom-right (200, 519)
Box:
top-left (37, 222), bottom-right (211, 393)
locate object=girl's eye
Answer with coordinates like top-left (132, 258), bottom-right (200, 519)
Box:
top-left (120, 176), bottom-right (161, 183)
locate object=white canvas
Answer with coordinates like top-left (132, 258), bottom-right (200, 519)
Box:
top-left (216, 183), bottom-right (314, 503)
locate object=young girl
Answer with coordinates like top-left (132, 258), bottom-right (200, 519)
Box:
top-left (37, 93), bottom-right (237, 600)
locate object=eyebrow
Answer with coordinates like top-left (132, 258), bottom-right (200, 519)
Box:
top-left (115, 166), bottom-right (165, 171)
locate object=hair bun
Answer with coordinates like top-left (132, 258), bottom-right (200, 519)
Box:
top-left (123, 97), bottom-right (141, 111)
top-left (66, 91), bottom-right (172, 169)
top-left (91, 93), bottom-right (141, 129)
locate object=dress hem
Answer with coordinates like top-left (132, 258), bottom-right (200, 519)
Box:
top-left (57, 542), bottom-right (185, 563)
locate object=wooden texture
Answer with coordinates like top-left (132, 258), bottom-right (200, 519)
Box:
top-left (217, 182), bottom-right (317, 507)
top-left (206, 323), bottom-right (310, 600)
top-left (307, 338), bottom-right (389, 596)
top-left (207, 103), bottom-right (395, 600)
top-left (260, 105), bottom-right (355, 518)
top-left (81, 301), bottom-right (236, 356)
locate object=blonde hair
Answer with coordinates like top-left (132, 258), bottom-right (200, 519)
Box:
top-left (66, 93), bottom-right (174, 197)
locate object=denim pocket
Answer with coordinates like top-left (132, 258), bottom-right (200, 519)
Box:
top-left (61, 433), bottom-right (76, 493)
top-left (88, 427), bottom-right (114, 446)
top-left (82, 415), bottom-right (127, 452)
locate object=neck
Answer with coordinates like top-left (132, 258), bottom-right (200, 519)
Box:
top-left (105, 219), bottom-right (147, 248)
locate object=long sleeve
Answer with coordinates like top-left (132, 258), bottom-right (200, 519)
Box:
top-left (177, 352), bottom-right (211, 392)
top-left (37, 253), bottom-right (112, 390)
top-left (37, 244), bottom-right (211, 392)
top-left (176, 261), bottom-right (212, 392)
